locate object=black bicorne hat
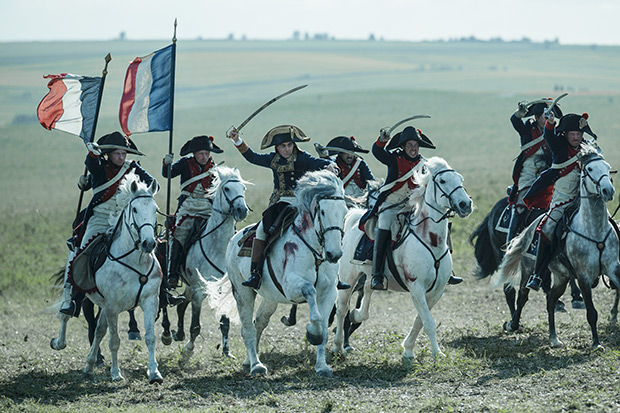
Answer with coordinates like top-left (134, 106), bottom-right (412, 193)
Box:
top-left (555, 113), bottom-right (597, 139)
top-left (386, 126), bottom-right (435, 151)
top-left (180, 135), bottom-right (223, 156)
top-left (525, 98), bottom-right (563, 118)
top-left (325, 136), bottom-right (369, 156)
top-left (97, 131), bottom-right (143, 156)
top-left (260, 125), bottom-right (310, 150)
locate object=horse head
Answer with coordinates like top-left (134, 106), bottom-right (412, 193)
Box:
top-left (296, 170), bottom-right (347, 263)
top-left (212, 166), bottom-right (249, 222)
top-left (420, 157), bottom-right (473, 218)
top-left (116, 173), bottom-right (159, 254)
top-left (579, 146), bottom-right (614, 203)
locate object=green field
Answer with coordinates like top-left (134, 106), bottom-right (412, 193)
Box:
top-left (2, 40), bottom-right (620, 411)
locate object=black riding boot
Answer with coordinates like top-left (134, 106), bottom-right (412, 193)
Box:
top-left (506, 208), bottom-right (524, 246)
top-left (526, 237), bottom-right (552, 291)
top-left (60, 288), bottom-right (85, 318)
top-left (168, 239), bottom-right (184, 288)
top-left (242, 238), bottom-right (266, 289)
top-left (446, 222), bottom-right (463, 285)
top-left (371, 228), bottom-right (391, 290)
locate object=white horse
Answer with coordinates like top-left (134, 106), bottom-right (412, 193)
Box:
top-left (497, 147), bottom-right (620, 349)
top-left (51, 173), bottom-right (163, 382)
top-left (208, 170), bottom-right (347, 377)
top-left (334, 157), bottom-right (473, 361)
top-left (161, 166), bottom-right (248, 356)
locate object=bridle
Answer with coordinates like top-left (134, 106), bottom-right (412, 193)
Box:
top-left (417, 168), bottom-right (467, 225)
top-left (580, 156), bottom-right (610, 200)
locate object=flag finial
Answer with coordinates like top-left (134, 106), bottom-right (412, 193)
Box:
top-left (173, 18), bottom-right (177, 43)
top-left (103, 53), bottom-right (112, 77)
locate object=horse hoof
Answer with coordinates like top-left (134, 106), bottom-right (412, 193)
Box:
top-left (306, 331), bottom-right (323, 346)
top-left (503, 321), bottom-right (517, 333)
top-left (344, 345), bottom-right (355, 353)
top-left (128, 332), bottom-right (142, 341)
top-left (111, 373), bottom-right (125, 382)
top-left (550, 338), bottom-right (563, 348)
top-left (316, 368), bottom-right (333, 378)
top-left (593, 343), bottom-right (605, 352)
top-left (161, 332), bottom-right (172, 346)
top-left (149, 372), bottom-right (164, 384)
top-left (251, 364), bottom-right (267, 376)
top-left (96, 354), bottom-right (105, 368)
top-left (82, 371), bottom-right (95, 381)
top-left (50, 338), bottom-right (66, 351)
top-left (280, 316), bottom-right (295, 327)
top-left (402, 355), bottom-right (415, 366)
top-left (223, 351), bottom-right (236, 359)
top-left (172, 330), bottom-right (185, 341)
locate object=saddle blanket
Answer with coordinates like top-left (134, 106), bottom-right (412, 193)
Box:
top-left (495, 205), bottom-right (511, 234)
top-left (524, 231), bottom-right (539, 261)
top-left (352, 234), bottom-right (374, 264)
top-left (68, 234), bottom-right (108, 293)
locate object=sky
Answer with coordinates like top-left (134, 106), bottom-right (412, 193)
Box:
top-left (2, 0), bottom-right (620, 45)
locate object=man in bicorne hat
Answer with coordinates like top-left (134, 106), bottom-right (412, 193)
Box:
top-left (315, 136), bottom-right (375, 198)
top-left (506, 98), bottom-right (562, 244)
top-left (162, 135), bottom-right (223, 288)
top-left (227, 125), bottom-right (339, 289)
top-left (60, 131), bottom-right (159, 316)
top-left (523, 112), bottom-right (597, 291)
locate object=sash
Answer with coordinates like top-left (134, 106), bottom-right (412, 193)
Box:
top-left (551, 154), bottom-right (579, 170)
top-left (180, 168), bottom-right (215, 191)
top-left (520, 136), bottom-right (544, 152)
top-left (341, 158), bottom-right (362, 187)
top-left (92, 162), bottom-right (130, 195)
top-left (379, 162), bottom-right (423, 194)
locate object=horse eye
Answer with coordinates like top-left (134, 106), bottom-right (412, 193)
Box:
top-left (224, 187), bottom-right (229, 192)
top-left (440, 179), bottom-right (446, 184)
top-left (132, 207), bottom-right (137, 213)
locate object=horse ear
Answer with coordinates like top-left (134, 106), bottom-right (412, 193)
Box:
top-left (131, 181), bottom-right (138, 194)
top-left (149, 179), bottom-right (159, 195)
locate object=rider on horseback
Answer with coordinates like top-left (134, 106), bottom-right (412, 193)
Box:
top-left (163, 135), bottom-right (223, 289)
top-left (227, 125), bottom-right (342, 289)
top-left (523, 112), bottom-right (598, 291)
top-left (314, 136), bottom-right (376, 198)
top-left (61, 132), bottom-right (158, 316)
top-left (507, 98), bottom-right (563, 244)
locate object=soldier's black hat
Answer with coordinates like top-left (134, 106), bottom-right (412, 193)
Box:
top-left (525, 98), bottom-right (563, 118)
top-left (325, 136), bottom-right (369, 156)
top-left (180, 135), bottom-right (223, 156)
top-left (556, 113), bottom-right (597, 139)
top-left (386, 126), bottom-right (435, 151)
top-left (97, 131), bottom-right (143, 156)
top-left (260, 125), bottom-right (310, 150)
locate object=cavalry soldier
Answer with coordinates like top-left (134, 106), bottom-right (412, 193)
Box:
top-left (314, 136), bottom-right (375, 197)
top-left (227, 125), bottom-right (340, 289)
top-left (507, 98), bottom-right (563, 244)
top-left (523, 112), bottom-right (597, 291)
top-left (162, 135), bottom-right (223, 288)
top-left (60, 131), bottom-right (161, 316)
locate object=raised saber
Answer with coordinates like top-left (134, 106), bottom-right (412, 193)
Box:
top-left (228, 85), bottom-right (308, 136)
top-left (545, 92), bottom-right (568, 116)
top-left (387, 115), bottom-right (431, 135)
top-left (315, 143), bottom-right (359, 158)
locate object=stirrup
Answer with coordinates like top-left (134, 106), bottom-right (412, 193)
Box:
top-left (59, 301), bottom-right (78, 317)
top-left (526, 274), bottom-right (542, 291)
top-left (370, 275), bottom-right (386, 291)
top-left (242, 271), bottom-right (262, 289)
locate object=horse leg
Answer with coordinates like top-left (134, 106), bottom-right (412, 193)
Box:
top-left (50, 312), bottom-right (71, 351)
top-left (296, 282), bottom-right (325, 347)
top-left (611, 289), bottom-right (619, 324)
top-left (576, 277), bottom-right (602, 350)
top-left (504, 284), bottom-right (530, 332)
top-left (503, 283), bottom-right (516, 318)
top-left (219, 315), bottom-right (234, 358)
top-left (82, 299), bottom-right (105, 367)
top-left (350, 278), bottom-right (374, 324)
top-left (280, 305), bottom-right (298, 327)
top-left (333, 278), bottom-right (355, 355)
top-left (142, 294), bottom-right (163, 384)
top-left (83, 311), bottom-right (108, 380)
top-left (547, 277), bottom-right (569, 348)
top-left (184, 288), bottom-right (205, 354)
top-left (161, 307), bottom-right (172, 345)
top-left (127, 309), bottom-right (141, 341)
top-left (344, 291), bottom-right (365, 351)
top-left (172, 293), bottom-right (191, 342)
top-left (233, 285), bottom-right (263, 375)
top-left (314, 286), bottom-right (337, 377)
top-left (403, 286), bottom-right (444, 361)
top-left (105, 309), bottom-right (124, 381)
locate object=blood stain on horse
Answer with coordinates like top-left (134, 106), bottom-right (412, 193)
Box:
top-left (402, 266), bottom-right (417, 282)
top-left (429, 232), bottom-right (439, 247)
top-left (299, 213), bottom-right (312, 232)
top-left (283, 242), bottom-right (298, 272)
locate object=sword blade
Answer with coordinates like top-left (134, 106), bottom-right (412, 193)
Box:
top-left (387, 115), bottom-right (431, 135)
top-left (235, 85), bottom-right (308, 132)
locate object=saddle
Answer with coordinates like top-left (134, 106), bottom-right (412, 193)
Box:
top-left (67, 234), bottom-right (109, 293)
top-left (237, 204), bottom-right (299, 257)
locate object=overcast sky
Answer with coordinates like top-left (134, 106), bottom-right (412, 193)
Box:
top-left (2, 0), bottom-right (619, 45)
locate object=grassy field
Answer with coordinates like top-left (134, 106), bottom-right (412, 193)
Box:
top-left (1, 39), bottom-right (620, 411)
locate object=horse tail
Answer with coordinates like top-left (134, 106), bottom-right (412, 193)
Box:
top-left (470, 197), bottom-right (508, 279)
top-left (51, 267), bottom-right (65, 286)
top-left (205, 275), bottom-right (240, 324)
top-left (493, 231), bottom-right (525, 288)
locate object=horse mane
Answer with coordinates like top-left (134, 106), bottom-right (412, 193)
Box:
top-left (408, 156), bottom-right (453, 213)
top-left (578, 142), bottom-right (603, 165)
top-left (293, 170), bottom-right (344, 213)
top-left (108, 171), bottom-right (152, 226)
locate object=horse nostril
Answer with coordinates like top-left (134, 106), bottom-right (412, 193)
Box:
top-left (459, 201), bottom-right (467, 210)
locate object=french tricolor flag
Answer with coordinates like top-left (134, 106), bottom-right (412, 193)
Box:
top-left (119, 44), bottom-right (174, 136)
top-left (37, 73), bottom-right (102, 142)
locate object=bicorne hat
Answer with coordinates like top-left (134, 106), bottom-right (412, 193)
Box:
top-left (386, 126), bottom-right (436, 151)
top-left (325, 136), bottom-right (369, 156)
top-left (180, 135), bottom-right (223, 156)
top-left (260, 125), bottom-right (310, 150)
top-left (555, 113), bottom-right (597, 139)
top-left (96, 131), bottom-right (143, 156)
top-left (525, 98), bottom-right (563, 118)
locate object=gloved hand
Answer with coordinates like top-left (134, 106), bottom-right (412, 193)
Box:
top-left (163, 153), bottom-right (174, 166)
top-left (326, 162), bottom-right (339, 175)
top-left (544, 108), bottom-right (555, 123)
top-left (85, 141), bottom-right (101, 155)
top-left (515, 101), bottom-right (528, 118)
top-left (227, 128), bottom-right (239, 141)
top-left (314, 142), bottom-right (329, 158)
top-left (379, 128), bottom-right (390, 143)
top-left (78, 175), bottom-right (89, 190)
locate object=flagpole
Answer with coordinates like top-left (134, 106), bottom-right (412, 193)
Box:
top-left (75, 53), bottom-right (112, 222)
top-left (165, 19), bottom-right (177, 278)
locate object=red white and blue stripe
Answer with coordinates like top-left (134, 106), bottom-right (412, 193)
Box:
top-left (37, 73), bottom-right (102, 142)
top-left (119, 44), bottom-right (174, 136)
